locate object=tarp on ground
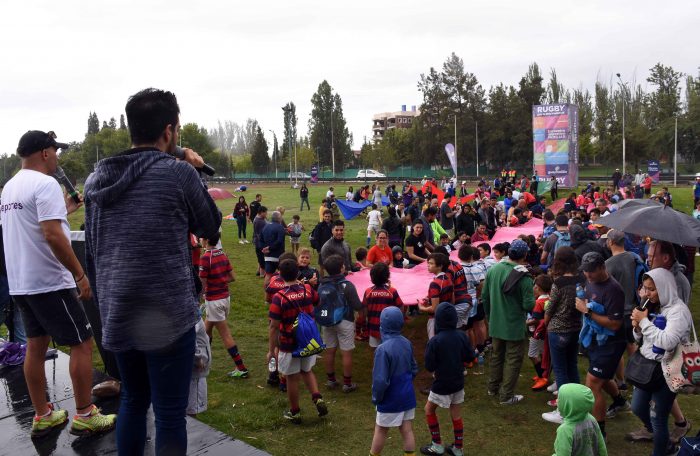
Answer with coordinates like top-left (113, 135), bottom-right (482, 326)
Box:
top-left (335, 196), bottom-right (390, 220)
top-left (345, 218), bottom-right (546, 303)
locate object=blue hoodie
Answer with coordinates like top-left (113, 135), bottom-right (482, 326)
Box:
top-left (425, 302), bottom-right (476, 395)
top-left (372, 306), bottom-right (418, 413)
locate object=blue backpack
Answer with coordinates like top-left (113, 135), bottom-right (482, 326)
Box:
top-left (282, 290), bottom-right (326, 358)
top-left (631, 252), bottom-right (649, 305)
top-left (547, 231), bottom-right (571, 264)
top-left (315, 279), bottom-right (349, 326)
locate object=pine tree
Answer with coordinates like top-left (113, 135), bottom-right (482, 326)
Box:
top-left (281, 102), bottom-right (297, 160)
top-left (119, 114), bottom-right (127, 130)
top-left (87, 112), bottom-right (100, 136)
top-left (250, 126), bottom-right (270, 173)
top-left (108, 117), bottom-right (117, 130)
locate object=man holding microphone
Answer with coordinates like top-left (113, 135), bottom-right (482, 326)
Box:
top-left (1, 130), bottom-right (116, 437)
top-left (84, 88), bottom-right (221, 455)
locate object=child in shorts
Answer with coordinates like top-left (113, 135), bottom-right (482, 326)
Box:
top-left (418, 253), bottom-right (454, 340)
top-left (363, 263), bottom-right (404, 349)
top-left (187, 317), bottom-right (211, 417)
top-left (421, 302), bottom-right (475, 456)
top-left (199, 233), bottom-right (248, 378)
top-left (528, 274), bottom-right (552, 391)
top-left (370, 306), bottom-right (418, 456)
top-left (268, 259), bottom-right (328, 423)
top-left (287, 215), bottom-right (303, 254)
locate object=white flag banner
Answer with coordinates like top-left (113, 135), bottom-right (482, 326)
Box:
top-left (444, 143), bottom-right (457, 176)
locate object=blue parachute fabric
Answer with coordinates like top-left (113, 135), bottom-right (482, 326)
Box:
top-left (335, 196), bottom-right (390, 220)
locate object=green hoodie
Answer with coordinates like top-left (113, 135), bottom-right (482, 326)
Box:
top-left (481, 259), bottom-right (534, 340)
top-left (553, 384), bottom-right (607, 456)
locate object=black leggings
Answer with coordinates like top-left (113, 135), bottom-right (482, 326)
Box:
top-left (236, 216), bottom-right (247, 239)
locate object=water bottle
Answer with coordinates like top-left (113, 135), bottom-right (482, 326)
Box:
top-left (651, 314), bottom-right (667, 355)
top-left (576, 284), bottom-right (585, 299)
top-left (476, 355), bottom-right (485, 375)
top-left (268, 357), bottom-right (277, 373)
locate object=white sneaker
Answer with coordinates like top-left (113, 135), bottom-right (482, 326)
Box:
top-left (542, 410), bottom-right (563, 424)
top-left (239, 240), bottom-right (244, 244)
top-left (500, 395), bottom-right (524, 405)
top-left (547, 383), bottom-right (558, 393)
top-left (244, 240), bottom-right (250, 244)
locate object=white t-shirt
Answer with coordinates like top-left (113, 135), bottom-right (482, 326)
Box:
top-left (326, 190), bottom-right (334, 199)
top-left (373, 189), bottom-right (382, 205)
top-left (1, 170), bottom-right (75, 294)
top-left (367, 210), bottom-right (382, 226)
top-left (345, 191), bottom-right (353, 201)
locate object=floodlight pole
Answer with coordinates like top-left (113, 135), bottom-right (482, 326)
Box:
top-left (616, 73), bottom-right (626, 176)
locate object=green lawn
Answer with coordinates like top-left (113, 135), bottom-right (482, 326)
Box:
top-left (53, 182), bottom-right (700, 455)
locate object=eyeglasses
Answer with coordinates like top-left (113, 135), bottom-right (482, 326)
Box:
top-left (377, 236), bottom-right (387, 239)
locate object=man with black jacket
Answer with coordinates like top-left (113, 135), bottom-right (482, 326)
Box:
top-left (311, 210), bottom-right (333, 260)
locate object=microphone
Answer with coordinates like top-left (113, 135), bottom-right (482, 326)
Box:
top-left (54, 166), bottom-right (81, 204)
top-left (173, 146), bottom-right (215, 176)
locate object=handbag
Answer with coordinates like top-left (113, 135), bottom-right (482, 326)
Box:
top-left (662, 320), bottom-right (700, 393)
top-left (625, 350), bottom-right (664, 391)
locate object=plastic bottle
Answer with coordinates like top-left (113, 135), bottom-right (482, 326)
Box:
top-left (268, 357), bottom-right (277, 373)
top-left (576, 284), bottom-right (585, 299)
top-left (651, 314), bottom-right (667, 355)
top-left (477, 354), bottom-right (485, 375)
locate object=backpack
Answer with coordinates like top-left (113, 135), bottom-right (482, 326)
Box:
top-left (315, 279), bottom-right (349, 326)
top-left (282, 290), bottom-right (326, 358)
top-left (309, 225), bottom-right (319, 250)
top-left (631, 252), bottom-right (649, 305)
top-left (678, 433), bottom-right (700, 456)
top-left (548, 231), bottom-right (571, 264)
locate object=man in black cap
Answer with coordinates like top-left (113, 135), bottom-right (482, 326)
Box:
top-left (575, 251), bottom-right (628, 439)
top-left (1, 130), bottom-right (116, 437)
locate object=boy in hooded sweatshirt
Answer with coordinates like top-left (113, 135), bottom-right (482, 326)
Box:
top-left (552, 383), bottom-right (607, 456)
top-left (421, 302), bottom-right (475, 456)
top-left (370, 306), bottom-right (418, 456)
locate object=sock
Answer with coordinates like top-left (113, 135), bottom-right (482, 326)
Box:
top-left (327, 372), bottom-right (337, 383)
top-left (227, 346), bottom-right (247, 371)
top-left (312, 392), bottom-right (322, 403)
top-left (77, 405), bottom-right (95, 417)
top-left (452, 418), bottom-right (463, 449)
top-left (426, 413), bottom-right (442, 445)
top-left (676, 420), bottom-right (688, 428)
top-left (343, 375), bottom-right (352, 386)
top-left (38, 406), bottom-right (53, 418)
top-left (598, 421), bottom-right (606, 435)
top-left (534, 362), bottom-right (544, 378)
top-left (366, 236), bottom-right (371, 246)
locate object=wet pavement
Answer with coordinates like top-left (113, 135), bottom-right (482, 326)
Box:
top-left (0, 351), bottom-right (269, 455)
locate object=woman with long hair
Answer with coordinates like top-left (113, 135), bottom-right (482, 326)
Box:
top-left (233, 196), bottom-right (250, 244)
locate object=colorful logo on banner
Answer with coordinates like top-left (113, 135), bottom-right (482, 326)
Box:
top-left (444, 143), bottom-right (457, 177)
top-left (532, 104), bottom-right (579, 188)
top-left (647, 160), bottom-right (660, 183)
top-left (311, 165), bottom-right (318, 183)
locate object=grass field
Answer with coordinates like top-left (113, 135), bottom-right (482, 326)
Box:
top-left (48, 181), bottom-right (700, 455)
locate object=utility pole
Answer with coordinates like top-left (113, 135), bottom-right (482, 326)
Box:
top-left (616, 73), bottom-right (626, 176)
top-left (475, 121), bottom-right (479, 178)
top-left (268, 129), bottom-right (277, 178)
top-left (330, 106), bottom-right (335, 177)
top-left (674, 117), bottom-right (678, 187)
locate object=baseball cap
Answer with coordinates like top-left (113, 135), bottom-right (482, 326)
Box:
top-left (17, 130), bottom-right (69, 157)
top-left (579, 252), bottom-right (606, 272)
top-left (508, 239), bottom-right (529, 260)
top-left (606, 229), bottom-right (625, 245)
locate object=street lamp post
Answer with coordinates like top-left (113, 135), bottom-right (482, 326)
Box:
top-left (330, 106), bottom-right (335, 177)
top-left (475, 121), bottom-right (479, 178)
top-left (616, 73), bottom-right (626, 176)
top-left (268, 129), bottom-right (277, 179)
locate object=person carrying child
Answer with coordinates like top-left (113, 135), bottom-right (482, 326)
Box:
top-left (287, 215), bottom-right (304, 255)
top-left (551, 384), bottom-right (608, 456)
top-left (363, 263), bottom-right (404, 349)
top-left (199, 233), bottom-right (249, 378)
top-left (370, 306), bottom-right (418, 456)
top-left (187, 317), bottom-right (211, 417)
top-left (268, 259), bottom-right (328, 423)
top-left (420, 302), bottom-right (476, 456)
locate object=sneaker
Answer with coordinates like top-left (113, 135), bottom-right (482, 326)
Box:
top-left (547, 383), bottom-right (558, 393)
top-left (238, 240), bottom-right (244, 244)
top-left (244, 240), bottom-right (250, 244)
top-left (532, 377), bottom-right (549, 391)
top-left (283, 409), bottom-right (301, 424)
top-left (31, 404), bottom-right (68, 438)
top-left (445, 444), bottom-right (463, 456)
top-left (228, 369), bottom-right (249, 379)
top-left (315, 398), bottom-right (328, 417)
top-left (326, 380), bottom-right (339, 389)
top-left (670, 420), bottom-right (692, 444)
top-left (500, 395), bottom-right (524, 405)
top-left (487, 390), bottom-right (497, 396)
top-left (420, 442), bottom-right (445, 455)
top-left (69, 405), bottom-right (116, 436)
top-left (342, 383), bottom-right (357, 393)
top-left (542, 410), bottom-right (563, 424)
top-left (625, 427), bottom-right (653, 442)
top-left (547, 399), bottom-right (558, 407)
top-left (606, 399), bottom-right (630, 418)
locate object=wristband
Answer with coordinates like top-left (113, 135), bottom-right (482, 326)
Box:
top-left (75, 273), bottom-right (86, 283)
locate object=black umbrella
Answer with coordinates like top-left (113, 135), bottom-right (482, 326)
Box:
top-left (598, 203), bottom-right (700, 246)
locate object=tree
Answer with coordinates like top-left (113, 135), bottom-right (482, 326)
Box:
top-left (108, 117), bottom-right (117, 130)
top-left (102, 120), bottom-right (109, 130)
top-left (250, 126), bottom-right (269, 173)
top-left (309, 81), bottom-right (352, 173)
top-left (87, 112), bottom-right (100, 136)
top-left (282, 102), bottom-right (297, 160)
top-left (119, 114), bottom-right (127, 130)
top-left (546, 68), bottom-right (567, 104)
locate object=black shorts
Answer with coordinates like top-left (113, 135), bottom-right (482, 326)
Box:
top-left (587, 341), bottom-right (626, 380)
top-left (264, 261), bottom-right (279, 274)
top-left (465, 303), bottom-right (486, 329)
top-left (254, 248), bottom-right (265, 268)
top-left (13, 288), bottom-right (93, 346)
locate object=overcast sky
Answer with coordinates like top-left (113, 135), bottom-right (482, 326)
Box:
top-left (1, 0), bottom-right (697, 158)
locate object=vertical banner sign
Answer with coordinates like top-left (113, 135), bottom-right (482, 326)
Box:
top-left (310, 164), bottom-right (318, 183)
top-left (647, 160), bottom-right (660, 183)
top-left (532, 104), bottom-right (579, 188)
top-left (444, 143), bottom-right (457, 177)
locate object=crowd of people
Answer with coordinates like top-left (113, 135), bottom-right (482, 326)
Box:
top-left (0, 86), bottom-right (698, 456)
